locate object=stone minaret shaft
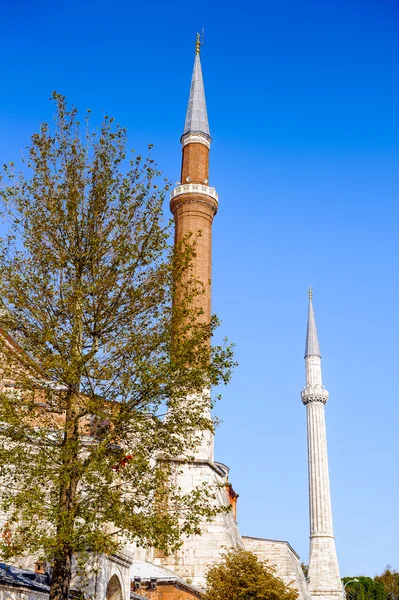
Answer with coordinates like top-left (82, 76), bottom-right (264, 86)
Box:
top-left (170, 37), bottom-right (218, 461)
top-left (301, 291), bottom-right (342, 600)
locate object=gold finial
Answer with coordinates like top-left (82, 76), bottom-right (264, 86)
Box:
top-left (196, 32), bottom-right (201, 55)
top-left (309, 287), bottom-right (313, 300)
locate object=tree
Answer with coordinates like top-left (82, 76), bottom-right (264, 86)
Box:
top-left (0, 94), bottom-right (235, 600)
top-left (301, 563), bottom-right (309, 579)
top-left (204, 549), bottom-right (299, 600)
top-left (375, 567), bottom-right (399, 600)
top-left (343, 576), bottom-right (387, 600)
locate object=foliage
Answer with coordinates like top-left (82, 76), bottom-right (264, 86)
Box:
top-left (343, 568), bottom-right (399, 600)
top-left (301, 563), bottom-right (308, 579)
top-left (204, 549), bottom-right (299, 600)
top-left (375, 567), bottom-right (399, 600)
top-left (343, 576), bottom-right (387, 600)
top-left (0, 94), bottom-right (235, 600)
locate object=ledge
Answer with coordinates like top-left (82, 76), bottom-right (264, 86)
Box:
top-left (171, 183), bottom-right (218, 203)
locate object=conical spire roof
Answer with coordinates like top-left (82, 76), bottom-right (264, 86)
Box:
top-left (183, 52), bottom-right (210, 137)
top-left (305, 289), bottom-right (321, 357)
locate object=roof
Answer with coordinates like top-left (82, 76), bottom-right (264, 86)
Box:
top-left (131, 561), bottom-right (202, 595)
top-left (183, 54), bottom-right (210, 138)
top-left (305, 297), bottom-right (321, 357)
top-left (132, 560), bottom-right (190, 583)
top-left (0, 563), bottom-right (50, 593)
top-left (131, 593), bottom-right (148, 600)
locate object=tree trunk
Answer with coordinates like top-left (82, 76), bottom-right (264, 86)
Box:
top-left (49, 549), bottom-right (73, 600)
top-left (49, 390), bottom-right (80, 600)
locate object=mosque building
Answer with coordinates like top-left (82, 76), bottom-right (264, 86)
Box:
top-left (128, 35), bottom-right (342, 600)
top-left (0, 36), bottom-right (343, 600)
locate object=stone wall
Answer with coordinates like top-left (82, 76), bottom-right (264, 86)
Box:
top-left (242, 536), bottom-right (311, 600)
top-left (156, 460), bottom-right (243, 587)
top-left (75, 550), bottom-right (134, 600)
top-left (0, 585), bottom-right (48, 600)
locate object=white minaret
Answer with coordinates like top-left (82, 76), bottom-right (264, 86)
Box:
top-left (301, 289), bottom-right (342, 600)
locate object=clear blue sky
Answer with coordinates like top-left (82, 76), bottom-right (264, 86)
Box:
top-left (1, 0), bottom-right (398, 578)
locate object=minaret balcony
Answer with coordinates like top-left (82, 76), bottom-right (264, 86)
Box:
top-left (301, 387), bottom-right (329, 405)
top-left (171, 183), bottom-right (219, 203)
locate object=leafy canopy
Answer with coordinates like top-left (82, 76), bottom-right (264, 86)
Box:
top-left (204, 549), bottom-right (299, 600)
top-left (375, 567), bottom-right (399, 600)
top-left (343, 576), bottom-right (387, 600)
top-left (343, 568), bottom-right (399, 600)
top-left (0, 93), bottom-right (235, 599)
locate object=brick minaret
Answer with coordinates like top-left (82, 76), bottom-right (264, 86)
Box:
top-left (170, 35), bottom-right (218, 462)
top-left (301, 290), bottom-right (342, 600)
top-left (170, 34), bottom-right (218, 328)
top-left (157, 38), bottom-right (242, 586)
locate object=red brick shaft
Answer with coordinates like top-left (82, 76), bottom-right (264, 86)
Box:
top-left (171, 142), bottom-right (217, 326)
top-left (181, 143), bottom-right (209, 184)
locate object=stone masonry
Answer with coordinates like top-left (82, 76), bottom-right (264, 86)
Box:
top-left (243, 536), bottom-right (311, 600)
top-left (156, 460), bottom-right (242, 587)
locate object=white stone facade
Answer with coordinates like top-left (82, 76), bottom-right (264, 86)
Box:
top-left (0, 586), bottom-right (48, 600)
top-left (75, 550), bottom-right (134, 600)
top-left (242, 536), bottom-right (311, 600)
top-left (155, 458), bottom-right (243, 587)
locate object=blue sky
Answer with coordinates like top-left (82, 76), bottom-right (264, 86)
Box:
top-left (1, 0), bottom-right (398, 578)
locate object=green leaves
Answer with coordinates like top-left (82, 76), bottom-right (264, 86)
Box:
top-left (375, 567), bottom-right (399, 600)
top-left (204, 549), bottom-right (299, 600)
top-left (0, 94), bottom-right (235, 599)
top-left (342, 575), bottom-right (391, 600)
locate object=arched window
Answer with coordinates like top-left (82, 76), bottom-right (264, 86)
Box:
top-left (106, 574), bottom-right (123, 600)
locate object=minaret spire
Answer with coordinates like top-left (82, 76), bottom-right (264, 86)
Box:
top-left (305, 288), bottom-right (321, 358)
top-left (301, 291), bottom-right (342, 600)
top-left (182, 34), bottom-right (210, 140)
